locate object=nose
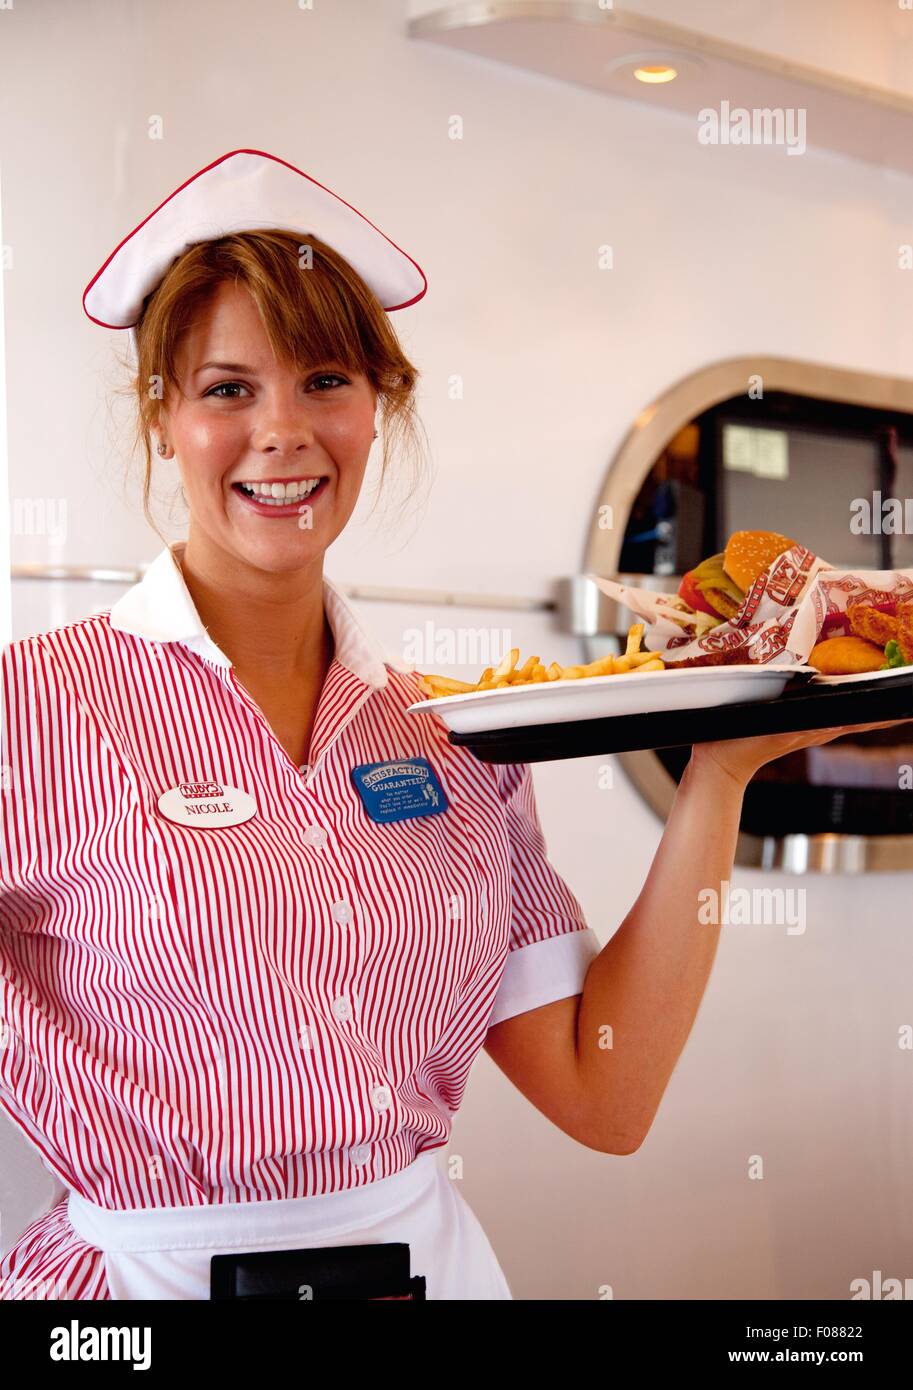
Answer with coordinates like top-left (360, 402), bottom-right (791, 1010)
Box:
top-left (251, 390), bottom-right (316, 455)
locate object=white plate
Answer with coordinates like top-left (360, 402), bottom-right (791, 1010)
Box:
top-left (406, 664), bottom-right (819, 735)
top-left (810, 665), bottom-right (913, 685)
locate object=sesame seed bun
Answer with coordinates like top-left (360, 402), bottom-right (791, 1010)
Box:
top-left (723, 530), bottom-right (798, 592)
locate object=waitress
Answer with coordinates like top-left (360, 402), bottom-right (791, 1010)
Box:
top-left (0, 148), bottom-right (905, 1301)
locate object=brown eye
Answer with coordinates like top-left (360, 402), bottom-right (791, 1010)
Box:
top-left (309, 374), bottom-right (348, 390)
top-left (205, 382), bottom-right (250, 399)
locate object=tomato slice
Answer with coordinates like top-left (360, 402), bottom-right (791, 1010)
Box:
top-left (678, 570), bottom-right (721, 618)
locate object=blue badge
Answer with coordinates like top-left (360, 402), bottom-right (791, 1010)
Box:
top-left (350, 757), bottom-right (450, 825)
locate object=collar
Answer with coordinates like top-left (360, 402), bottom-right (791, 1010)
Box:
top-left (108, 541), bottom-right (414, 689)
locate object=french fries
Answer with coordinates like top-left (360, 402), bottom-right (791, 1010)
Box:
top-left (416, 624), bottom-right (665, 699)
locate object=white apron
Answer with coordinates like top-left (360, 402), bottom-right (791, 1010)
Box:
top-left (65, 1150), bottom-right (513, 1301)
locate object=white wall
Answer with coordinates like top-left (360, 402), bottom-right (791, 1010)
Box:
top-left (1, 0), bottom-right (911, 1298)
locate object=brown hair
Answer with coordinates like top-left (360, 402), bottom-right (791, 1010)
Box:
top-left (113, 228), bottom-right (430, 545)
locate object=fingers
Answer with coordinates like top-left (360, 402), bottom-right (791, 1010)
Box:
top-left (817, 720), bottom-right (912, 737)
top-left (855, 719), bottom-right (913, 731)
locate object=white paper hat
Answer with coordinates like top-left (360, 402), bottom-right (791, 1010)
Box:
top-left (82, 147), bottom-right (428, 330)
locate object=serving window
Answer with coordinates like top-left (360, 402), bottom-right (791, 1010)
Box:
top-left (579, 360), bottom-right (913, 871)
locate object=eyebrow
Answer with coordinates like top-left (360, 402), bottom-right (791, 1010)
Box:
top-left (192, 359), bottom-right (346, 378)
top-left (193, 361), bottom-right (259, 377)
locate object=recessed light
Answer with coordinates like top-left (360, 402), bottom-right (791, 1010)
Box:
top-left (605, 50), bottom-right (704, 83)
top-left (634, 64), bottom-right (677, 84)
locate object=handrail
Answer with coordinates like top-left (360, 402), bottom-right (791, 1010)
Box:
top-left (11, 563), bottom-right (556, 613)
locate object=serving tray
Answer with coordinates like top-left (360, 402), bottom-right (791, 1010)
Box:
top-left (445, 671), bottom-right (913, 764)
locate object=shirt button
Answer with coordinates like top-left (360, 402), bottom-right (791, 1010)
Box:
top-left (303, 826), bottom-right (328, 848)
top-left (331, 900), bottom-right (353, 925)
top-left (349, 1145), bottom-right (371, 1166)
top-left (370, 1084), bottom-right (392, 1112)
top-left (331, 995), bottom-right (352, 1022)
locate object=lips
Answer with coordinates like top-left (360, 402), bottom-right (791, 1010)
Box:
top-left (231, 477), bottom-right (329, 516)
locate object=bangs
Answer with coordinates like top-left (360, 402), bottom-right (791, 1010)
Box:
top-left (164, 231), bottom-right (375, 385)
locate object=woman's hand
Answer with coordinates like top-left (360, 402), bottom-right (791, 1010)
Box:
top-left (690, 718), bottom-right (913, 790)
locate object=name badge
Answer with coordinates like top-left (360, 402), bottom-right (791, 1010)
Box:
top-left (350, 757), bottom-right (449, 825)
top-left (157, 780), bottom-right (257, 828)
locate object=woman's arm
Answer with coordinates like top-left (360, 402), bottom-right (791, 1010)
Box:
top-left (486, 751), bottom-right (745, 1156)
top-left (570, 750), bottom-right (744, 1153)
top-left (484, 717), bottom-right (908, 1154)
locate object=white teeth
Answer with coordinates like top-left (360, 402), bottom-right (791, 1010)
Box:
top-left (237, 478), bottom-right (323, 503)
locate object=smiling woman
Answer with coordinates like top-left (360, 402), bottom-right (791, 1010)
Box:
top-left (122, 225), bottom-right (429, 545)
top-left (2, 148), bottom-right (623, 1305)
top-left (158, 277), bottom-right (382, 582)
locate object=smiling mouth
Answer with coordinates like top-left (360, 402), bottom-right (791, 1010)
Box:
top-left (234, 478), bottom-right (323, 500)
top-left (234, 477), bottom-right (326, 505)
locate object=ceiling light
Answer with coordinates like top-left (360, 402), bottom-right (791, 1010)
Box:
top-left (634, 65), bottom-right (677, 84)
top-left (605, 50), bottom-right (704, 83)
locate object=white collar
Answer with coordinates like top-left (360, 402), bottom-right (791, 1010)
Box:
top-left (108, 542), bottom-right (413, 690)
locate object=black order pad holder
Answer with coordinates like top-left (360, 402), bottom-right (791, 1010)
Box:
top-left (210, 1242), bottom-right (426, 1300)
top-left (446, 673), bottom-right (913, 763)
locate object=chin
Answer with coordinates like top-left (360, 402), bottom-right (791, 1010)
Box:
top-left (230, 531), bottom-right (328, 571)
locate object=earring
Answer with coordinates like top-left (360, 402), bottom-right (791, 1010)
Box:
top-left (157, 442), bottom-right (168, 457)
top-left (373, 430), bottom-right (378, 439)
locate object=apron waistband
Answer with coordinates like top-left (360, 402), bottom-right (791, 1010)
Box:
top-left (66, 1151), bottom-right (442, 1254)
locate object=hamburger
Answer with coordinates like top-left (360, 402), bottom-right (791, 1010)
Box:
top-left (663, 529), bottom-right (913, 674)
top-left (676, 530), bottom-right (799, 623)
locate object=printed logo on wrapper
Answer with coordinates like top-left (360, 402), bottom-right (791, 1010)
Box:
top-left (806, 572), bottom-right (913, 642)
top-left (157, 781), bottom-right (257, 828)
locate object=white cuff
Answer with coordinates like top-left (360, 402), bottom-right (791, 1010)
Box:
top-left (487, 927), bottom-right (601, 1028)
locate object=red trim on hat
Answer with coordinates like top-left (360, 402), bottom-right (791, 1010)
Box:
top-left (82, 147), bottom-right (428, 328)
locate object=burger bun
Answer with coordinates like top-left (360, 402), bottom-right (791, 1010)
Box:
top-left (723, 530), bottom-right (798, 592)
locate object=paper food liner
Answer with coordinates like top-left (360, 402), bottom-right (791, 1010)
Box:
top-left (586, 545), bottom-right (913, 668)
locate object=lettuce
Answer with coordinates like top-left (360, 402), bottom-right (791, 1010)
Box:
top-left (880, 640), bottom-right (910, 669)
top-left (691, 553), bottom-right (744, 604)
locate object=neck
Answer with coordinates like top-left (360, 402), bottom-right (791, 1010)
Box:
top-left (174, 536), bottom-right (334, 683)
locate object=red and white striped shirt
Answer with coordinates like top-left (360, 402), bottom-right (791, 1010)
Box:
top-left (0, 541), bottom-right (599, 1296)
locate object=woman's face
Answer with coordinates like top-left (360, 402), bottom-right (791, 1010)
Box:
top-left (160, 280), bottom-right (376, 573)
